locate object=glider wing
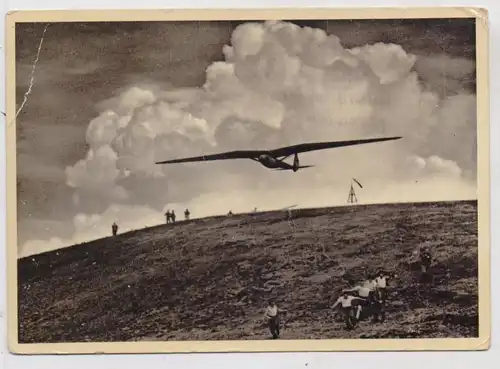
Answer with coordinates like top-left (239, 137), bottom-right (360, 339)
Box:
top-left (155, 150), bottom-right (265, 164)
top-left (269, 137), bottom-right (402, 158)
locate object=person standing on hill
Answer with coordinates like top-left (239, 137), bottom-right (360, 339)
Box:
top-left (171, 210), bottom-right (176, 223)
top-left (419, 246), bottom-right (432, 273)
top-left (112, 222), bottom-right (118, 236)
top-left (165, 210), bottom-right (171, 224)
top-left (264, 299), bottom-right (281, 339)
top-left (374, 272), bottom-right (389, 300)
top-left (184, 209), bottom-right (190, 220)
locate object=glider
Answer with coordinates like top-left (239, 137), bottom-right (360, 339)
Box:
top-left (155, 136), bottom-right (402, 172)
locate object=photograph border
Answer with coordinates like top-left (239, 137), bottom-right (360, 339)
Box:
top-left (5, 6), bottom-right (491, 354)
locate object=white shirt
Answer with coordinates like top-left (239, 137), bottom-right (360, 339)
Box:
top-left (336, 296), bottom-right (358, 308)
top-left (375, 276), bottom-right (387, 288)
top-left (265, 305), bottom-right (278, 318)
top-left (352, 285), bottom-right (371, 297)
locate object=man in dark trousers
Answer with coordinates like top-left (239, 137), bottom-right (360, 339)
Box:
top-left (165, 210), bottom-right (171, 224)
top-left (184, 209), bottom-right (190, 220)
top-left (112, 222), bottom-right (118, 236)
top-left (419, 246), bottom-right (432, 273)
top-left (264, 299), bottom-right (281, 339)
top-left (417, 245), bottom-right (434, 284)
top-left (171, 210), bottom-right (176, 223)
top-left (374, 271), bottom-right (391, 301)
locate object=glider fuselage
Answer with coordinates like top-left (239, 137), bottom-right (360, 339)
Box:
top-left (257, 153), bottom-right (298, 171)
top-left (258, 154), bottom-right (284, 168)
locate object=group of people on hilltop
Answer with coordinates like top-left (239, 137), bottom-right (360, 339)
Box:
top-left (109, 208), bottom-right (194, 236)
top-left (111, 206), bottom-right (272, 236)
top-left (165, 210), bottom-right (177, 224)
top-left (262, 246), bottom-right (434, 338)
top-left (164, 209), bottom-right (191, 224)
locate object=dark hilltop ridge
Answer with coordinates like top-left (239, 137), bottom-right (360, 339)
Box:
top-left (18, 200), bottom-right (478, 343)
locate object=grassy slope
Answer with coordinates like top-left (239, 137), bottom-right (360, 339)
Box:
top-left (18, 200), bottom-right (478, 343)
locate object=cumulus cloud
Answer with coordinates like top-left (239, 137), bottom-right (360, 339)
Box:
top-left (405, 155), bottom-right (463, 179)
top-left (20, 20), bottom-right (478, 257)
top-left (350, 42), bottom-right (417, 84)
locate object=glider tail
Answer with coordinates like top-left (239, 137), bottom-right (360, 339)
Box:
top-left (293, 153), bottom-right (300, 171)
top-left (297, 165), bottom-right (315, 170)
top-left (276, 165), bottom-right (315, 171)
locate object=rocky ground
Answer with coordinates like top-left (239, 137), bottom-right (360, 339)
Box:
top-left (18, 200), bottom-right (478, 343)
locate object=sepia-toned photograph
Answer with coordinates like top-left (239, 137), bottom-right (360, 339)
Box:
top-left (6, 7), bottom-right (490, 354)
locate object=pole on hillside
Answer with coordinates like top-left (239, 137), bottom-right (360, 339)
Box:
top-left (347, 181), bottom-right (358, 205)
top-left (347, 178), bottom-right (363, 205)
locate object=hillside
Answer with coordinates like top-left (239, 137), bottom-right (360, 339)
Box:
top-left (17, 200), bottom-right (479, 343)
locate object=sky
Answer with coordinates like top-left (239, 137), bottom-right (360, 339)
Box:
top-left (15, 18), bottom-right (478, 257)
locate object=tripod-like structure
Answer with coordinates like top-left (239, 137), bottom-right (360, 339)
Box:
top-left (347, 178), bottom-right (363, 205)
